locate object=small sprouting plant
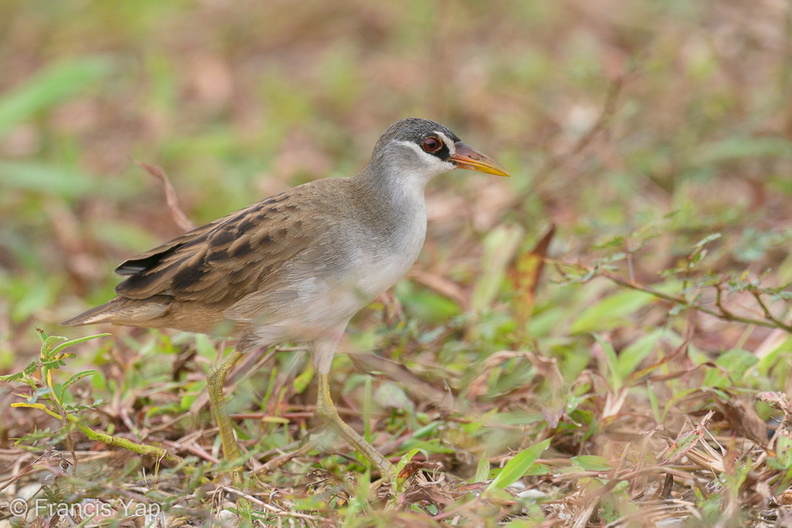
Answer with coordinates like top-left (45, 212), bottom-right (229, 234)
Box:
top-left (1, 329), bottom-right (179, 464)
top-left (1, 328), bottom-right (108, 421)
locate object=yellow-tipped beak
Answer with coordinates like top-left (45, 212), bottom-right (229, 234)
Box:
top-left (450, 142), bottom-right (510, 177)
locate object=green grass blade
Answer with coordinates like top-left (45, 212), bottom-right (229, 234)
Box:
top-left (50, 333), bottom-right (111, 355)
top-left (486, 439), bottom-right (550, 491)
top-left (0, 56), bottom-right (114, 138)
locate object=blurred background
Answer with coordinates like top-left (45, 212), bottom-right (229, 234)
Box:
top-left (2, 0), bottom-right (792, 513)
top-left (3, 0), bottom-right (790, 358)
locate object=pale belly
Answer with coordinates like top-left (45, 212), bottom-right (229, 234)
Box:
top-left (241, 225), bottom-right (425, 345)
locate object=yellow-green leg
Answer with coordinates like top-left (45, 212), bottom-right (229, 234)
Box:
top-left (207, 349), bottom-right (245, 483)
top-left (315, 372), bottom-right (397, 481)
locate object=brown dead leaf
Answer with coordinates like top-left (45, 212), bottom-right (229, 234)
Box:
top-left (780, 488), bottom-right (792, 505)
top-left (353, 511), bottom-right (443, 528)
top-left (716, 395), bottom-right (768, 447)
top-left (509, 225), bottom-right (555, 338)
top-left (660, 411), bottom-right (714, 465)
top-left (759, 391), bottom-right (792, 415)
top-left (402, 480), bottom-right (454, 511)
top-left (397, 459), bottom-right (443, 481)
top-left (347, 353), bottom-right (453, 415)
top-left (408, 268), bottom-right (468, 309)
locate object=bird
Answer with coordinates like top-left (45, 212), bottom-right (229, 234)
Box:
top-left (62, 117), bottom-right (510, 482)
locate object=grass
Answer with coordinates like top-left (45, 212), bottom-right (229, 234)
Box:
top-left (2, 0), bottom-right (792, 526)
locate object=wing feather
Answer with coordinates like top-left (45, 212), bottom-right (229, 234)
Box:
top-left (113, 188), bottom-right (319, 309)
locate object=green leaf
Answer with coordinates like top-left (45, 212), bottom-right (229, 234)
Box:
top-left (503, 521), bottom-right (536, 528)
top-left (374, 382), bottom-right (413, 412)
top-left (0, 56), bottom-right (114, 138)
top-left (180, 392), bottom-right (198, 412)
top-left (60, 370), bottom-right (98, 396)
top-left (570, 289), bottom-right (655, 334)
top-left (570, 455), bottom-right (612, 471)
top-left (471, 224), bottom-right (524, 313)
top-left (703, 348), bottom-right (758, 388)
top-left (41, 357), bottom-right (72, 370)
top-left (193, 334), bottom-right (218, 360)
top-left (0, 360), bottom-right (40, 382)
top-left (395, 448), bottom-right (426, 478)
top-left (486, 439), bottom-right (550, 491)
top-left (757, 336), bottom-right (792, 375)
top-left (33, 387), bottom-right (52, 400)
top-left (619, 330), bottom-right (663, 381)
top-left (292, 364), bottom-right (313, 394)
top-left (693, 137), bottom-right (792, 165)
top-left (50, 334), bottom-right (110, 355)
top-left (473, 454), bottom-right (491, 483)
top-left (593, 334), bottom-right (622, 389)
top-left (41, 336), bottom-right (68, 355)
top-left (411, 421), bottom-right (442, 439)
top-left (0, 161), bottom-right (100, 200)
top-left (525, 463), bottom-right (551, 476)
top-left (662, 429), bottom-right (704, 464)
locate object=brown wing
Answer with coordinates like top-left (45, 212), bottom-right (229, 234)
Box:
top-left (114, 187), bottom-right (320, 309)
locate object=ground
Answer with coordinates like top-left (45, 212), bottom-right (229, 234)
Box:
top-left (2, 1), bottom-right (792, 526)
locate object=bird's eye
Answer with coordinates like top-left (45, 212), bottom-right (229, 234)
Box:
top-left (421, 136), bottom-right (443, 153)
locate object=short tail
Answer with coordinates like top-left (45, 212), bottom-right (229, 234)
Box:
top-left (61, 297), bottom-right (169, 327)
top-left (61, 301), bottom-right (119, 326)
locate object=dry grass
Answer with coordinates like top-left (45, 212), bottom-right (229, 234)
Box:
top-left (2, 0), bottom-right (792, 526)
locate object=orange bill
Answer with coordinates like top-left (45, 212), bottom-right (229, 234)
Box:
top-left (450, 142), bottom-right (510, 177)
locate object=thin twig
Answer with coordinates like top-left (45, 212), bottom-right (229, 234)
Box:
top-left (134, 161), bottom-right (195, 232)
top-left (541, 75), bottom-right (627, 176)
top-left (214, 485), bottom-right (325, 522)
top-left (599, 270), bottom-right (792, 332)
top-left (552, 259), bottom-right (792, 333)
top-left (751, 289), bottom-right (787, 329)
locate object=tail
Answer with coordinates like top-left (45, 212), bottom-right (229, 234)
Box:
top-left (61, 297), bottom-right (169, 327)
top-left (61, 301), bottom-right (119, 326)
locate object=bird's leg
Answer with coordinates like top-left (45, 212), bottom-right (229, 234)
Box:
top-left (207, 349), bottom-right (245, 482)
top-left (315, 372), bottom-right (397, 482)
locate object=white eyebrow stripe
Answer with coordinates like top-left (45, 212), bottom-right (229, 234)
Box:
top-left (397, 140), bottom-right (425, 155)
top-left (435, 131), bottom-right (456, 157)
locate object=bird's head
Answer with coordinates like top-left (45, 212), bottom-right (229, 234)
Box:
top-left (367, 118), bottom-right (510, 185)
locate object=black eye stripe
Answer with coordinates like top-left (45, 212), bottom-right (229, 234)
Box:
top-left (427, 143), bottom-right (450, 160)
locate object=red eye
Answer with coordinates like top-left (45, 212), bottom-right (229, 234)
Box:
top-left (422, 136), bottom-right (443, 153)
